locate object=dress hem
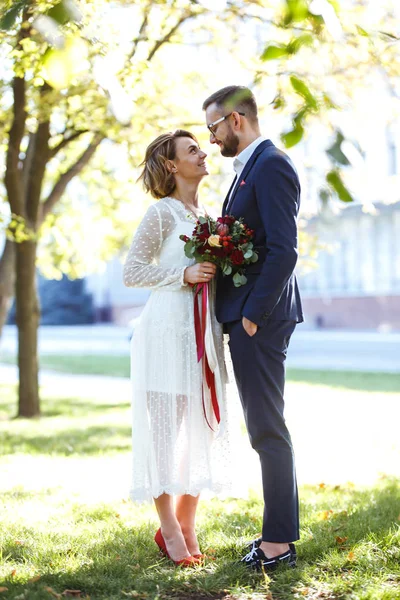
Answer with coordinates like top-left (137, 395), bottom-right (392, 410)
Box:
top-left (129, 481), bottom-right (231, 504)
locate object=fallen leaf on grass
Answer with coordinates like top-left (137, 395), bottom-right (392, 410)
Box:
top-left (28, 575), bottom-right (42, 583)
top-left (62, 591), bottom-right (82, 597)
top-left (347, 551), bottom-right (355, 561)
top-left (320, 510), bottom-right (334, 520)
top-left (11, 569), bottom-right (17, 577)
top-left (14, 540), bottom-right (24, 545)
top-left (0, 588), bottom-right (8, 594)
top-left (318, 482), bottom-right (326, 489)
top-left (335, 536), bottom-right (348, 545)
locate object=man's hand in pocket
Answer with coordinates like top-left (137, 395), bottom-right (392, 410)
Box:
top-left (242, 316), bottom-right (258, 337)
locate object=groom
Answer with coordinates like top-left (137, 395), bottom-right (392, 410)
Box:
top-left (203, 86), bottom-right (303, 571)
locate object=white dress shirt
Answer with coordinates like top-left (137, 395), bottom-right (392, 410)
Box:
top-left (233, 135), bottom-right (267, 181)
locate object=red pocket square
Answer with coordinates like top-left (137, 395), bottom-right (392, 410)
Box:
top-left (239, 180), bottom-right (246, 186)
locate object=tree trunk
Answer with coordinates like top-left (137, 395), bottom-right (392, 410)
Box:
top-left (15, 239), bottom-right (40, 417)
top-left (0, 239), bottom-right (16, 338)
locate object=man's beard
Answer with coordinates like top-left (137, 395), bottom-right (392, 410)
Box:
top-left (220, 129), bottom-right (240, 157)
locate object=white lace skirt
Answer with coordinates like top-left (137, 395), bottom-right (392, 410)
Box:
top-left (130, 286), bottom-right (232, 502)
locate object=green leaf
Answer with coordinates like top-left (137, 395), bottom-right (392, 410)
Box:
top-left (232, 272), bottom-right (247, 287)
top-left (222, 264), bottom-right (232, 275)
top-left (261, 45), bottom-right (288, 61)
top-left (326, 131), bottom-right (350, 166)
top-left (326, 170), bottom-right (353, 203)
top-left (244, 249), bottom-right (253, 259)
top-left (0, 2), bottom-right (25, 30)
top-left (183, 242), bottom-right (194, 259)
top-left (378, 30), bottom-right (400, 41)
top-left (281, 122), bottom-right (304, 148)
top-left (287, 33), bottom-right (314, 54)
top-left (250, 252), bottom-right (259, 263)
top-left (271, 94), bottom-right (286, 111)
top-left (232, 272), bottom-right (242, 286)
top-left (356, 25), bottom-right (369, 37)
top-left (198, 216), bottom-right (207, 224)
top-left (290, 76), bottom-right (318, 110)
top-left (283, 0), bottom-right (309, 26)
top-left (47, 1), bottom-right (81, 25)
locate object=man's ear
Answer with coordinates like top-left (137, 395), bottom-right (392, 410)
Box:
top-left (232, 111), bottom-right (244, 130)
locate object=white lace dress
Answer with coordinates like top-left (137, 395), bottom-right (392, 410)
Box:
top-left (123, 196), bottom-right (232, 502)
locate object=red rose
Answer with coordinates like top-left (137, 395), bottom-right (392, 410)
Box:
top-left (231, 249), bottom-right (244, 265)
top-left (217, 216), bottom-right (235, 226)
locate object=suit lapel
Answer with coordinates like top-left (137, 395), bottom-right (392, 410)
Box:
top-left (225, 139), bottom-right (274, 215)
top-left (222, 175), bottom-right (237, 216)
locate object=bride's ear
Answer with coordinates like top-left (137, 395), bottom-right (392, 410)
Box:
top-left (165, 159), bottom-right (177, 174)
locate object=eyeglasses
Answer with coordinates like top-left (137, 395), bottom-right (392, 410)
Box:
top-left (207, 112), bottom-right (245, 135)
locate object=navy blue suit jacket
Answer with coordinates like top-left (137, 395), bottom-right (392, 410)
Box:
top-left (216, 139), bottom-right (303, 327)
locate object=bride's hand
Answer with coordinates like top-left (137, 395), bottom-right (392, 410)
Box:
top-left (184, 262), bottom-right (217, 284)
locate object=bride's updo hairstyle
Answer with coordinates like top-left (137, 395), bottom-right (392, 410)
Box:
top-left (138, 129), bottom-right (198, 199)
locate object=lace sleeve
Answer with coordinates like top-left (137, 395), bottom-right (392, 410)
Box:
top-left (123, 203), bottom-right (187, 290)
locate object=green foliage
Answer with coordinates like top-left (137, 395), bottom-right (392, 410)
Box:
top-left (257, 0), bottom-right (400, 205)
top-left (326, 130), bottom-right (351, 166)
top-left (326, 169), bottom-right (353, 203)
top-left (261, 44), bottom-right (288, 61)
top-left (0, 1), bottom-right (26, 31)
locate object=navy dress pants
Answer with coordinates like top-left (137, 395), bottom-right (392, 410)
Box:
top-left (226, 318), bottom-right (299, 543)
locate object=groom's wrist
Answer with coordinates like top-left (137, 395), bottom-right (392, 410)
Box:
top-left (241, 308), bottom-right (265, 329)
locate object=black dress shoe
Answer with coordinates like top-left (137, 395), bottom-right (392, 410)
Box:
top-left (246, 538), bottom-right (297, 559)
top-left (240, 544), bottom-right (297, 571)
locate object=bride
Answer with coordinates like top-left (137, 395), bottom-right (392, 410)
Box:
top-left (123, 130), bottom-right (231, 567)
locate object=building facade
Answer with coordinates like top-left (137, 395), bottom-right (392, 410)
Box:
top-left (298, 202), bottom-right (400, 330)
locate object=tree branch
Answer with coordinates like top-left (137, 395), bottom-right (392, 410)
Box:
top-left (49, 129), bottom-right (90, 160)
top-left (5, 75), bottom-right (26, 216)
top-left (128, 10), bottom-right (149, 61)
top-left (41, 135), bottom-right (103, 221)
top-left (4, 8), bottom-right (31, 216)
top-left (22, 132), bottom-right (35, 195)
top-left (26, 119), bottom-right (51, 226)
top-left (147, 10), bottom-right (196, 62)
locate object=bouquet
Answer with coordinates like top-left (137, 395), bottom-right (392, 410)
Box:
top-left (180, 215), bottom-right (258, 287)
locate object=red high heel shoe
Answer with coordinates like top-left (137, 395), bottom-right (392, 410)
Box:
top-left (154, 529), bottom-right (200, 567)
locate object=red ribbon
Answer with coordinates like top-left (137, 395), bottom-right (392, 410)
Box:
top-left (193, 282), bottom-right (220, 430)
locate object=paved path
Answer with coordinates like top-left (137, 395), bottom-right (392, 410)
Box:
top-left (2, 324), bottom-right (400, 372)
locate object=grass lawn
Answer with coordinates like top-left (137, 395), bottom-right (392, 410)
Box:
top-left (1, 376), bottom-right (400, 600)
top-left (1, 352), bottom-right (400, 393)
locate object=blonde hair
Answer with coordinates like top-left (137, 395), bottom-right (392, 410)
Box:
top-left (138, 130), bottom-right (198, 199)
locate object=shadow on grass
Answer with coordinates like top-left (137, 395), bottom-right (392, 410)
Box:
top-left (0, 386), bottom-right (130, 419)
top-left (41, 399), bottom-right (131, 418)
top-left (287, 368), bottom-right (400, 393)
top-left (0, 424), bottom-right (131, 456)
top-left (1, 481), bottom-right (399, 600)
